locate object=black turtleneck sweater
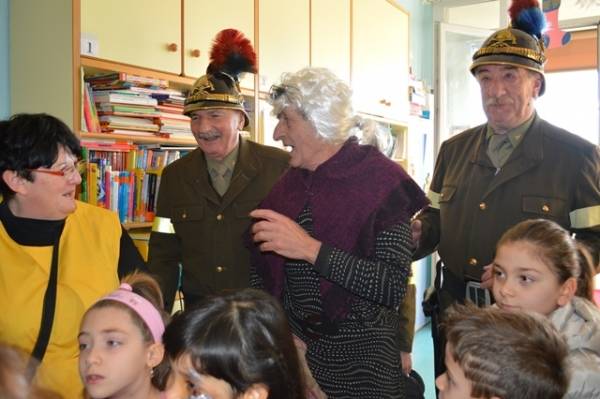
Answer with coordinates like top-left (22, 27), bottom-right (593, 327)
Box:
top-left (0, 201), bottom-right (146, 277)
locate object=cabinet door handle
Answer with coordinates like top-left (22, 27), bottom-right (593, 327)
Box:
top-left (167, 43), bottom-right (178, 52)
top-left (190, 49), bottom-right (201, 58)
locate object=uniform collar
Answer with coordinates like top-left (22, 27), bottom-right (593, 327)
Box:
top-left (485, 113), bottom-right (534, 148)
top-left (205, 143), bottom-right (239, 178)
top-left (472, 112), bottom-right (543, 166)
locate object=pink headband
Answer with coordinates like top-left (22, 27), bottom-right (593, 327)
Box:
top-left (99, 283), bottom-right (165, 343)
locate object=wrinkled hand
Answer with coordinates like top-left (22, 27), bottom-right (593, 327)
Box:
top-left (410, 219), bottom-right (422, 250)
top-left (250, 209), bottom-right (321, 264)
top-left (401, 352), bottom-right (412, 376)
top-left (480, 263), bottom-right (494, 290)
top-left (293, 336), bottom-right (328, 399)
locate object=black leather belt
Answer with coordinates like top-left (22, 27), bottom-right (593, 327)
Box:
top-left (436, 262), bottom-right (490, 307)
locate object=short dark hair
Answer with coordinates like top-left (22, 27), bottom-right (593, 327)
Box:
top-left (163, 288), bottom-right (305, 398)
top-left (0, 113), bottom-right (81, 200)
top-left (443, 304), bottom-right (569, 399)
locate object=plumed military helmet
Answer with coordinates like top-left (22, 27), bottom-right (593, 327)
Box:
top-left (184, 29), bottom-right (257, 126)
top-left (470, 0), bottom-right (547, 95)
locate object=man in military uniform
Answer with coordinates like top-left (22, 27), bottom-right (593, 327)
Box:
top-left (148, 30), bottom-right (289, 311)
top-left (412, 7), bottom-right (600, 381)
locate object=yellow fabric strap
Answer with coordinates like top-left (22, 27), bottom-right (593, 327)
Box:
top-left (428, 190), bottom-right (441, 210)
top-left (152, 216), bottom-right (175, 234)
top-left (570, 205), bottom-right (600, 229)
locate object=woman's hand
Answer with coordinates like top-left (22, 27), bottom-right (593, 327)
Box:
top-left (250, 209), bottom-right (322, 264)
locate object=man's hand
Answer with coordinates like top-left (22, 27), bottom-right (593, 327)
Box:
top-left (480, 263), bottom-right (494, 290)
top-left (410, 219), bottom-right (422, 250)
top-left (250, 209), bottom-right (322, 264)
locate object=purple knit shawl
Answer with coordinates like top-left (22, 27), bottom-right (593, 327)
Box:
top-left (251, 138), bottom-right (428, 321)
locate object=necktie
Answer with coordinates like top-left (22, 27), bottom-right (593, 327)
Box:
top-left (210, 166), bottom-right (230, 196)
top-left (487, 134), bottom-right (513, 168)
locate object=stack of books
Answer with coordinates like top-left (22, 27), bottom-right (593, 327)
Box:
top-left (152, 91), bottom-right (192, 137)
top-left (86, 72), bottom-right (170, 137)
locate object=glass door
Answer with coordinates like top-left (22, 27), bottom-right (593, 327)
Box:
top-left (434, 23), bottom-right (491, 153)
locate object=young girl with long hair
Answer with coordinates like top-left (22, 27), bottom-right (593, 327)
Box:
top-left (78, 273), bottom-right (169, 399)
top-left (492, 219), bottom-right (600, 398)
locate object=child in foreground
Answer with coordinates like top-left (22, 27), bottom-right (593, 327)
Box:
top-left (162, 288), bottom-right (307, 399)
top-left (78, 273), bottom-right (169, 399)
top-left (436, 304), bottom-right (569, 399)
top-left (492, 218), bottom-right (600, 398)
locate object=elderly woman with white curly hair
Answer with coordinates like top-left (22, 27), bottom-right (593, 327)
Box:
top-left (248, 67), bottom-right (429, 398)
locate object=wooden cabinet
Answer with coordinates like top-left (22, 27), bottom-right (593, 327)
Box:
top-left (352, 0), bottom-right (410, 122)
top-left (81, 0), bottom-right (181, 74)
top-left (310, 0), bottom-right (351, 84)
top-left (183, 0), bottom-right (255, 90)
top-left (258, 0), bottom-right (310, 91)
top-left (12, 0), bottom-right (413, 143)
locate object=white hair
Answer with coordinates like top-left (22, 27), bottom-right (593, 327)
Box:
top-left (268, 67), bottom-right (391, 150)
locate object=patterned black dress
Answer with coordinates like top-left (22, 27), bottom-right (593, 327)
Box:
top-left (253, 205), bottom-right (412, 398)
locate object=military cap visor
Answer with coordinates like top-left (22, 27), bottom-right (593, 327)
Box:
top-left (183, 100), bottom-right (250, 127)
top-left (470, 57), bottom-right (546, 96)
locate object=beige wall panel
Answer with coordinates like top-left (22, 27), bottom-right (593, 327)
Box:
top-left (11, 0), bottom-right (74, 127)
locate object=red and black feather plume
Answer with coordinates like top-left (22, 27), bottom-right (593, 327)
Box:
top-left (207, 29), bottom-right (257, 79)
top-left (508, 0), bottom-right (546, 39)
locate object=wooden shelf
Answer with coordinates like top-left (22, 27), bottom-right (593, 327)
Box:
top-left (123, 222), bottom-right (153, 230)
top-left (81, 56), bottom-right (195, 89)
top-left (80, 132), bottom-right (197, 146)
top-left (80, 55), bottom-right (255, 97)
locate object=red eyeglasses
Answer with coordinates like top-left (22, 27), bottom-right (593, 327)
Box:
top-left (27, 160), bottom-right (86, 178)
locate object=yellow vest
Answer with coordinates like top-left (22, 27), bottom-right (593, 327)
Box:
top-left (0, 201), bottom-right (121, 398)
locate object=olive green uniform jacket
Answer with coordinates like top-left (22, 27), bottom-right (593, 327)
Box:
top-left (414, 114), bottom-right (600, 306)
top-left (148, 137), bottom-right (289, 310)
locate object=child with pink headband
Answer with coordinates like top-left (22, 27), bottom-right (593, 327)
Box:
top-left (78, 273), bottom-right (169, 399)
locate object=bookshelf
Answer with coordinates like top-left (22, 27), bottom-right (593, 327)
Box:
top-left (78, 57), bottom-right (208, 228)
top-left (80, 131), bottom-right (196, 146)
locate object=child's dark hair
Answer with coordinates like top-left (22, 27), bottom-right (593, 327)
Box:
top-left (163, 288), bottom-right (305, 398)
top-left (497, 218), bottom-right (595, 301)
top-left (87, 272), bottom-right (170, 389)
top-left (443, 304), bottom-right (569, 399)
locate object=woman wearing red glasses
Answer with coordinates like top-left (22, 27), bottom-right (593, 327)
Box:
top-left (0, 113), bottom-right (145, 399)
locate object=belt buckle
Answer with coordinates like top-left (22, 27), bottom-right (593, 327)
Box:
top-left (465, 281), bottom-right (491, 307)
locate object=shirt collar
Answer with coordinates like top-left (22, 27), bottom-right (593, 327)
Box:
top-left (206, 144), bottom-right (239, 176)
top-left (486, 113), bottom-right (535, 148)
